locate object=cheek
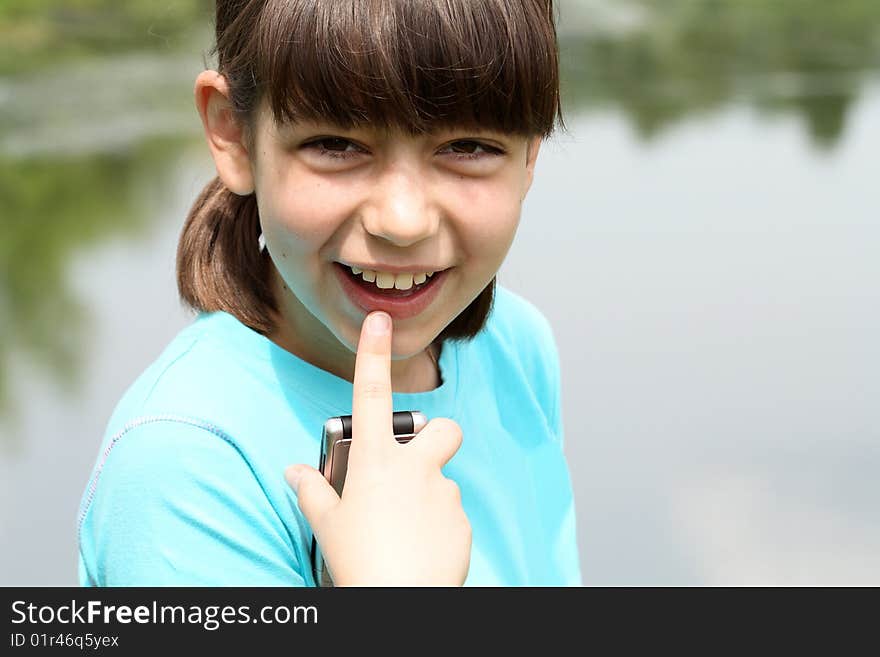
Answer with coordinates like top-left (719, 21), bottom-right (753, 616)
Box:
top-left (257, 174), bottom-right (356, 245)
top-left (446, 180), bottom-right (523, 255)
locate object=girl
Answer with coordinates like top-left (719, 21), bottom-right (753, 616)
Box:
top-left (77, 0), bottom-right (581, 586)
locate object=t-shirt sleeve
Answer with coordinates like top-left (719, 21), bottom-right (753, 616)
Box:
top-left (494, 287), bottom-right (566, 445)
top-left (78, 419), bottom-right (306, 586)
top-left (547, 326), bottom-right (564, 445)
top-left (522, 300), bottom-right (565, 446)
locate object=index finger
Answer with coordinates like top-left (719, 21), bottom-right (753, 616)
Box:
top-left (350, 311), bottom-right (394, 459)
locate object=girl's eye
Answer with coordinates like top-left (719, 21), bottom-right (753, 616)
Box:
top-left (440, 140), bottom-right (504, 161)
top-left (301, 137), bottom-right (504, 162)
top-left (302, 137), bottom-right (365, 160)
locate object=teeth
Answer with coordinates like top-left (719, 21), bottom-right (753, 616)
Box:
top-left (346, 264), bottom-right (436, 289)
top-left (394, 273), bottom-right (414, 290)
top-left (375, 272), bottom-right (396, 289)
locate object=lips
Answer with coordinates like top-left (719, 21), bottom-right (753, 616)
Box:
top-left (334, 262), bottom-right (449, 321)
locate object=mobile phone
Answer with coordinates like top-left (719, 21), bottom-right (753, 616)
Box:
top-left (309, 410), bottom-right (429, 587)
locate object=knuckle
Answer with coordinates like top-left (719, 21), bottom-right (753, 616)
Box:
top-left (443, 477), bottom-right (462, 502)
top-left (294, 478), bottom-right (314, 507)
top-left (356, 381), bottom-right (390, 399)
top-left (431, 417), bottom-right (463, 441)
top-left (296, 470), bottom-right (318, 498)
top-left (462, 516), bottom-right (473, 540)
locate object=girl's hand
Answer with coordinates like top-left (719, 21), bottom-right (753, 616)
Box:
top-left (284, 311), bottom-right (472, 586)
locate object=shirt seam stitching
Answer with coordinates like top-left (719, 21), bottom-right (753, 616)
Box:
top-left (76, 414), bottom-right (301, 583)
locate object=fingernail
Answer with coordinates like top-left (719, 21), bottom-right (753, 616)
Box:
top-left (369, 312), bottom-right (391, 335)
top-left (285, 465), bottom-right (303, 492)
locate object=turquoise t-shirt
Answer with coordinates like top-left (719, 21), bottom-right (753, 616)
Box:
top-left (77, 285), bottom-right (582, 586)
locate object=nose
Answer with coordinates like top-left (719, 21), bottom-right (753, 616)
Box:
top-left (361, 163), bottom-right (439, 247)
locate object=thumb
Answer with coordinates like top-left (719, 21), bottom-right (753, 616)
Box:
top-left (285, 464), bottom-right (339, 528)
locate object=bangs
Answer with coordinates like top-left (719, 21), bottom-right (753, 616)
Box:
top-left (224, 0), bottom-right (561, 136)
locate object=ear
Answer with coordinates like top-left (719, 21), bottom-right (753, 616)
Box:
top-left (194, 70), bottom-right (255, 195)
top-left (521, 136), bottom-right (543, 201)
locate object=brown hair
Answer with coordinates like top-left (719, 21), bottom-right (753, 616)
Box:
top-left (178, 0), bottom-right (564, 340)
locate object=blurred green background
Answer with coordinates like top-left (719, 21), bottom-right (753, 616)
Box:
top-left (3, 0), bottom-right (879, 424)
top-left (1, 0), bottom-right (878, 585)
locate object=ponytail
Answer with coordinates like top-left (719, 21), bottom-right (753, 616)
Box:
top-left (176, 177), bottom-right (277, 335)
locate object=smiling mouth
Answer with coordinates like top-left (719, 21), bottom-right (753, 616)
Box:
top-left (336, 264), bottom-right (436, 297)
top-left (333, 261), bottom-right (450, 320)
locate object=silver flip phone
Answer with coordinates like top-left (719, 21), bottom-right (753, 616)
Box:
top-left (310, 410), bottom-right (429, 587)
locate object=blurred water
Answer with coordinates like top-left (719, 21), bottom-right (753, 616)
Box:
top-left (506, 87), bottom-right (880, 584)
top-left (1, 0), bottom-right (878, 585)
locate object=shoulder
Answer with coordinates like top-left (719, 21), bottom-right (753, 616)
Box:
top-left (491, 284), bottom-right (555, 335)
top-left (92, 311), bottom-right (315, 506)
top-left (80, 416), bottom-right (259, 528)
top-left (78, 417), bottom-right (305, 586)
top-left (106, 312), bottom-right (274, 437)
top-left (483, 284), bottom-right (559, 373)
top-left (468, 284), bottom-right (562, 435)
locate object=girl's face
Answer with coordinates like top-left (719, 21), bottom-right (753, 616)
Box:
top-left (200, 76), bottom-right (541, 387)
